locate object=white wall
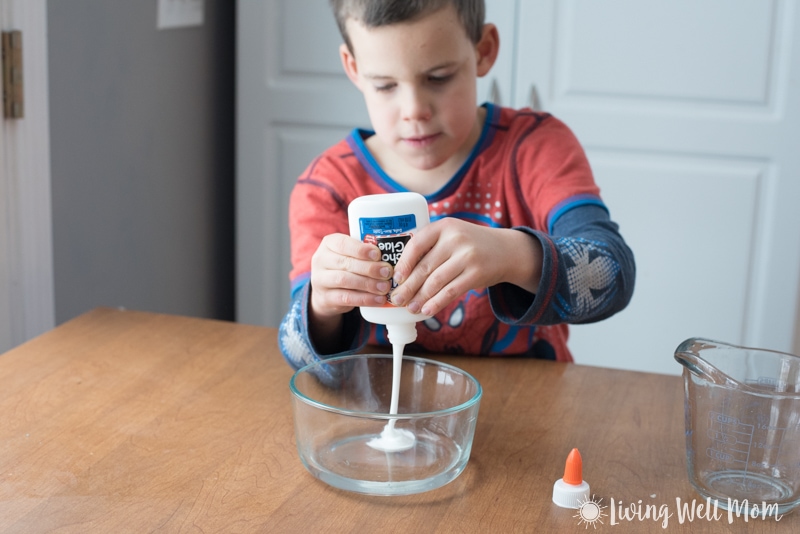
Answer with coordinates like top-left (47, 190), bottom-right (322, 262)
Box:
top-left (47, 0), bottom-right (236, 324)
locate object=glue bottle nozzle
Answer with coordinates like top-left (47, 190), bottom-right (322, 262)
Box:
top-left (563, 448), bottom-right (583, 485)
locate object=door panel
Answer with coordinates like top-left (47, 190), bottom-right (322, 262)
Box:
top-left (561, 0), bottom-right (776, 105)
top-left (280, 0), bottom-right (343, 76)
top-left (515, 0), bottom-right (800, 371)
top-left (576, 152), bottom-right (764, 374)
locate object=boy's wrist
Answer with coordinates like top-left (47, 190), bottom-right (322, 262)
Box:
top-left (308, 289), bottom-right (347, 353)
top-left (501, 228), bottom-right (543, 294)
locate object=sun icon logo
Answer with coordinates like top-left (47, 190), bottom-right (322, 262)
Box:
top-left (575, 495), bottom-right (607, 529)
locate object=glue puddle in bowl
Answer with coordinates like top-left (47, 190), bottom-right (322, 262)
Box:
top-left (367, 425), bottom-right (415, 452)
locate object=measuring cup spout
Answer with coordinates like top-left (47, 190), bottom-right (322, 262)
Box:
top-left (674, 338), bottom-right (741, 389)
top-left (675, 337), bottom-right (800, 396)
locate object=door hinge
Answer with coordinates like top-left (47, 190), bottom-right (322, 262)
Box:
top-left (2, 30), bottom-right (24, 119)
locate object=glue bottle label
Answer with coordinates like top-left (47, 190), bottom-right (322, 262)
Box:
top-left (358, 214), bottom-right (417, 305)
top-left (358, 215), bottom-right (417, 240)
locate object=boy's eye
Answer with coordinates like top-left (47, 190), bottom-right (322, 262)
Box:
top-left (428, 74), bottom-right (454, 85)
top-left (375, 83), bottom-right (396, 93)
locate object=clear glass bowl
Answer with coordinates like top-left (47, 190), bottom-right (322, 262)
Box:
top-left (290, 354), bottom-right (482, 496)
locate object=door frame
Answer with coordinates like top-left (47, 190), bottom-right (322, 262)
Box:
top-left (0, 0), bottom-right (54, 352)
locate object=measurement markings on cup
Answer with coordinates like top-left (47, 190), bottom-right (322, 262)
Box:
top-left (706, 411), bottom-right (754, 467)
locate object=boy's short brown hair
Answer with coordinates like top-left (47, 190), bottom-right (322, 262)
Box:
top-left (330, 0), bottom-right (485, 54)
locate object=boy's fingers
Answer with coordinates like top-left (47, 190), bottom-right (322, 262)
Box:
top-left (324, 233), bottom-right (381, 261)
top-left (392, 250), bottom-right (453, 310)
top-left (319, 234), bottom-right (392, 280)
top-left (392, 226), bottom-right (436, 284)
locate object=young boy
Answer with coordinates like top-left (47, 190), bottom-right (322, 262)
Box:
top-left (279, 0), bottom-right (635, 368)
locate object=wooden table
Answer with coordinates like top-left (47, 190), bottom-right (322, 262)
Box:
top-left (0, 309), bottom-right (794, 533)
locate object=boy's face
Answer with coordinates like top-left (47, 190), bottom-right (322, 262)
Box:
top-left (340, 5), bottom-right (498, 175)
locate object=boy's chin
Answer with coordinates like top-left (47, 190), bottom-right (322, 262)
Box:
top-left (394, 145), bottom-right (451, 170)
top-left (401, 155), bottom-right (451, 172)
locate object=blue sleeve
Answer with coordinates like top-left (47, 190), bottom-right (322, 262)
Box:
top-left (278, 280), bottom-right (370, 370)
top-left (488, 203), bottom-right (635, 325)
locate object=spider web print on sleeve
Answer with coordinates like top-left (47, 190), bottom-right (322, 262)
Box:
top-left (552, 237), bottom-right (621, 321)
top-left (278, 293), bottom-right (316, 370)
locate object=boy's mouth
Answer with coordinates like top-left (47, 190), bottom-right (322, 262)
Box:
top-left (403, 133), bottom-right (440, 148)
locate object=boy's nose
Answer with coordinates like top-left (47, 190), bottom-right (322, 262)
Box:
top-left (401, 88), bottom-right (432, 122)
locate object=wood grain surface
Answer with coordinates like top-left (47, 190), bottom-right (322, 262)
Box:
top-left (0, 308), bottom-right (794, 533)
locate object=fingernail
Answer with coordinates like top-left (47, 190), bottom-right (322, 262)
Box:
top-left (380, 266), bottom-right (391, 278)
top-left (377, 281), bottom-right (389, 293)
top-left (391, 293), bottom-right (405, 306)
top-left (421, 305), bottom-right (432, 316)
top-left (408, 301), bottom-right (421, 314)
top-left (393, 273), bottom-right (404, 285)
top-left (374, 295), bottom-right (387, 304)
top-left (369, 249), bottom-right (380, 261)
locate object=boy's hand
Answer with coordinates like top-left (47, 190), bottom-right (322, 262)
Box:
top-left (309, 233), bottom-right (394, 320)
top-left (389, 219), bottom-right (543, 317)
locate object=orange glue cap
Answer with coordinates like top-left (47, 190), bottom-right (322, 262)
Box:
top-left (552, 448), bottom-right (591, 509)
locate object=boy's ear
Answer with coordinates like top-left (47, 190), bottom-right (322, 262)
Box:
top-left (475, 23), bottom-right (500, 77)
top-left (339, 43), bottom-right (362, 88)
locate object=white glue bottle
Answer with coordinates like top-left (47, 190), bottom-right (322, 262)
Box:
top-left (348, 192), bottom-right (430, 452)
top-left (347, 192), bottom-right (431, 345)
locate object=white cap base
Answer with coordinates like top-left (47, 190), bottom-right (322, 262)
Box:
top-left (552, 479), bottom-right (590, 509)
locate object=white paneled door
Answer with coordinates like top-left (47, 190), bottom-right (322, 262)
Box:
top-left (0, 0), bottom-right (54, 353)
top-left (237, 0), bottom-right (800, 374)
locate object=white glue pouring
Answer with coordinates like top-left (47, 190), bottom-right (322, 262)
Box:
top-left (347, 193), bottom-right (430, 453)
top-left (367, 324), bottom-right (418, 452)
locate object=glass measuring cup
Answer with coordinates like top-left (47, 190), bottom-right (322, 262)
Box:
top-left (675, 338), bottom-right (800, 516)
